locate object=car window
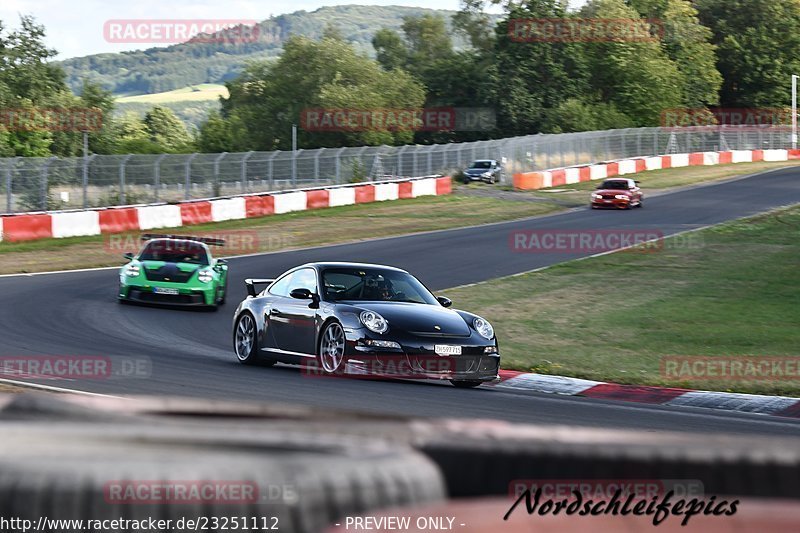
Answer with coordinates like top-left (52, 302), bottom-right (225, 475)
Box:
top-left (322, 267), bottom-right (437, 304)
top-left (269, 268), bottom-right (317, 297)
top-left (290, 268), bottom-right (318, 293)
top-left (599, 180), bottom-right (628, 190)
top-left (470, 161), bottom-right (492, 169)
top-left (138, 240), bottom-right (209, 265)
top-left (268, 272), bottom-right (294, 297)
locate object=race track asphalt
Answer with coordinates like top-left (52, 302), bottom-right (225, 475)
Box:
top-left (2, 166), bottom-right (800, 436)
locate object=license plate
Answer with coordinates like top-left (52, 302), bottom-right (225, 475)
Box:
top-left (604, 199), bottom-right (612, 203)
top-left (153, 287), bottom-right (179, 295)
top-left (435, 345), bottom-right (462, 356)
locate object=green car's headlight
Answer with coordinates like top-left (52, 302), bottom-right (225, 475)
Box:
top-left (124, 264), bottom-right (140, 277)
top-left (198, 270), bottom-right (214, 283)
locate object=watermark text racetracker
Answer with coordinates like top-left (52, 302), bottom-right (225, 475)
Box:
top-left (662, 356), bottom-right (800, 382)
top-left (103, 19), bottom-right (261, 44)
top-left (510, 229), bottom-right (704, 254)
top-left (105, 231), bottom-right (294, 256)
top-left (0, 355), bottom-right (151, 380)
top-left (0, 107), bottom-right (103, 132)
top-left (300, 107), bottom-right (496, 132)
top-left (103, 480), bottom-right (297, 505)
top-left (508, 18), bottom-right (665, 42)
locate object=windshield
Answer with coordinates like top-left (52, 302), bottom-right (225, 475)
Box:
top-left (138, 240), bottom-right (209, 265)
top-left (322, 267), bottom-right (438, 304)
top-left (598, 180), bottom-right (629, 190)
top-left (469, 161), bottom-right (492, 169)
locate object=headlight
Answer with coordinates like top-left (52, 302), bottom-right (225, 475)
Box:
top-left (124, 264), bottom-right (140, 277)
top-left (591, 193), bottom-right (602, 199)
top-left (615, 194), bottom-right (628, 199)
top-left (362, 339), bottom-right (401, 349)
top-left (360, 310), bottom-right (388, 334)
top-left (473, 317), bottom-right (494, 340)
top-left (197, 270), bottom-right (214, 283)
top-left (482, 172), bottom-right (492, 177)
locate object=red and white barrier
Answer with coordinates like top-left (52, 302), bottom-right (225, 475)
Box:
top-left (513, 149), bottom-right (800, 190)
top-left (0, 176), bottom-right (452, 243)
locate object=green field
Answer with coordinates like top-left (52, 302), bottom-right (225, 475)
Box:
top-left (116, 84), bottom-right (228, 104)
top-left (443, 205), bottom-right (800, 396)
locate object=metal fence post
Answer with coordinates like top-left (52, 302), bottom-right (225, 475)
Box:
top-left (184, 153), bottom-right (198, 200)
top-left (119, 155), bottom-right (132, 205)
top-left (153, 154), bottom-right (167, 202)
top-left (267, 152), bottom-right (279, 189)
top-left (6, 157), bottom-right (19, 214)
top-left (334, 147), bottom-right (346, 184)
top-left (241, 151), bottom-right (254, 194)
top-left (213, 152), bottom-right (228, 197)
top-left (314, 149), bottom-right (323, 183)
top-left (397, 146), bottom-right (407, 177)
top-left (41, 157), bottom-right (58, 211)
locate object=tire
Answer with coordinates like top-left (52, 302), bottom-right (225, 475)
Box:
top-left (450, 380), bottom-right (483, 389)
top-left (234, 312), bottom-right (262, 365)
top-left (0, 395), bottom-right (447, 533)
top-left (318, 320), bottom-right (346, 375)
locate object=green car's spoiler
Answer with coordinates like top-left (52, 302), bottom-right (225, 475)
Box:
top-left (245, 278), bottom-right (275, 297)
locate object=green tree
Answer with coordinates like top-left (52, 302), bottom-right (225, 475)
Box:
top-left (696, 0), bottom-right (800, 107)
top-left (580, 0), bottom-right (684, 125)
top-left (207, 36), bottom-right (426, 150)
top-left (143, 106), bottom-right (194, 152)
top-left (372, 28), bottom-right (409, 71)
top-left (489, 0), bottom-right (592, 135)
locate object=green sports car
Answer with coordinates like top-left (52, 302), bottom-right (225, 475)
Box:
top-left (118, 234), bottom-right (229, 309)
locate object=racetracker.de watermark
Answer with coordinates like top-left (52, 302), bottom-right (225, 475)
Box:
top-left (299, 107), bottom-right (496, 132)
top-left (302, 355), bottom-right (462, 379)
top-left (0, 108), bottom-right (103, 132)
top-left (509, 229), bottom-right (704, 254)
top-left (661, 108), bottom-right (791, 131)
top-left (508, 18), bottom-right (664, 42)
top-left (103, 480), bottom-right (297, 504)
top-left (103, 19), bottom-right (260, 44)
top-left (104, 231), bottom-right (292, 256)
top-left (0, 355), bottom-right (151, 380)
top-left (662, 356), bottom-right (800, 381)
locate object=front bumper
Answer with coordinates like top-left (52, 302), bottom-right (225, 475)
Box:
top-left (341, 328), bottom-right (500, 382)
top-left (591, 197), bottom-right (630, 209)
top-left (119, 281), bottom-right (217, 306)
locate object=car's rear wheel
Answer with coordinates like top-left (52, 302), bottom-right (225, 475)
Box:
top-left (234, 312), bottom-right (262, 365)
top-left (319, 321), bottom-right (345, 374)
top-left (450, 380), bottom-right (483, 389)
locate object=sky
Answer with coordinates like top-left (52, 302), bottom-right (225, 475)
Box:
top-left (0, 0), bottom-right (489, 60)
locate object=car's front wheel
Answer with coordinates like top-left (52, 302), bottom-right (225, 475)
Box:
top-left (450, 380), bottom-right (483, 389)
top-left (234, 312), bottom-right (265, 366)
top-left (319, 321), bottom-right (345, 375)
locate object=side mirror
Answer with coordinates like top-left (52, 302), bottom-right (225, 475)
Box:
top-left (290, 288), bottom-right (314, 300)
top-left (217, 258), bottom-right (228, 265)
top-left (123, 252), bottom-right (134, 260)
top-left (635, 181), bottom-right (641, 186)
top-left (437, 296), bottom-right (452, 308)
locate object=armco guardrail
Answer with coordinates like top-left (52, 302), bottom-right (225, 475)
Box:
top-left (512, 148), bottom-right (800, 189)
top-left (0, 125), bottom-right (791, 214)
top-left (0, 176), bottom-right (451, 243)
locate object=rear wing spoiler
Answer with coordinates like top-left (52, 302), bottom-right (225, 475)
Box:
top-left (244, 278), bottom-right (275, 297)
top-left (140, 233), bottom-right (226, 246)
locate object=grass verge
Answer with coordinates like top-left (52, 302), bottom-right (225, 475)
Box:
top-left (0, 194), bottom-right (562, 275)
top-left (442, 204), bottom-right (800, 396)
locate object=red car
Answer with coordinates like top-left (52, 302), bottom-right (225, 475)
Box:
top-left (590, 178), bottom-right (643, 209)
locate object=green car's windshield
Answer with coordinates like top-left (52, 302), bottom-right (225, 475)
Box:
top-left (138, 240), bottom-right (209, 265)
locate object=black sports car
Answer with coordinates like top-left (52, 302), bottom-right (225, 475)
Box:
top-left (232, 262), bottom-right (500, 387)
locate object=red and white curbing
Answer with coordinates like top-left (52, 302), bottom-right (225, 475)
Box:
top-left (0, 176), bottom-right (452, 243)
top-left (494, 370), bottom-right (800, 418)
top-left (512, 148), bottom-right (800, 190)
